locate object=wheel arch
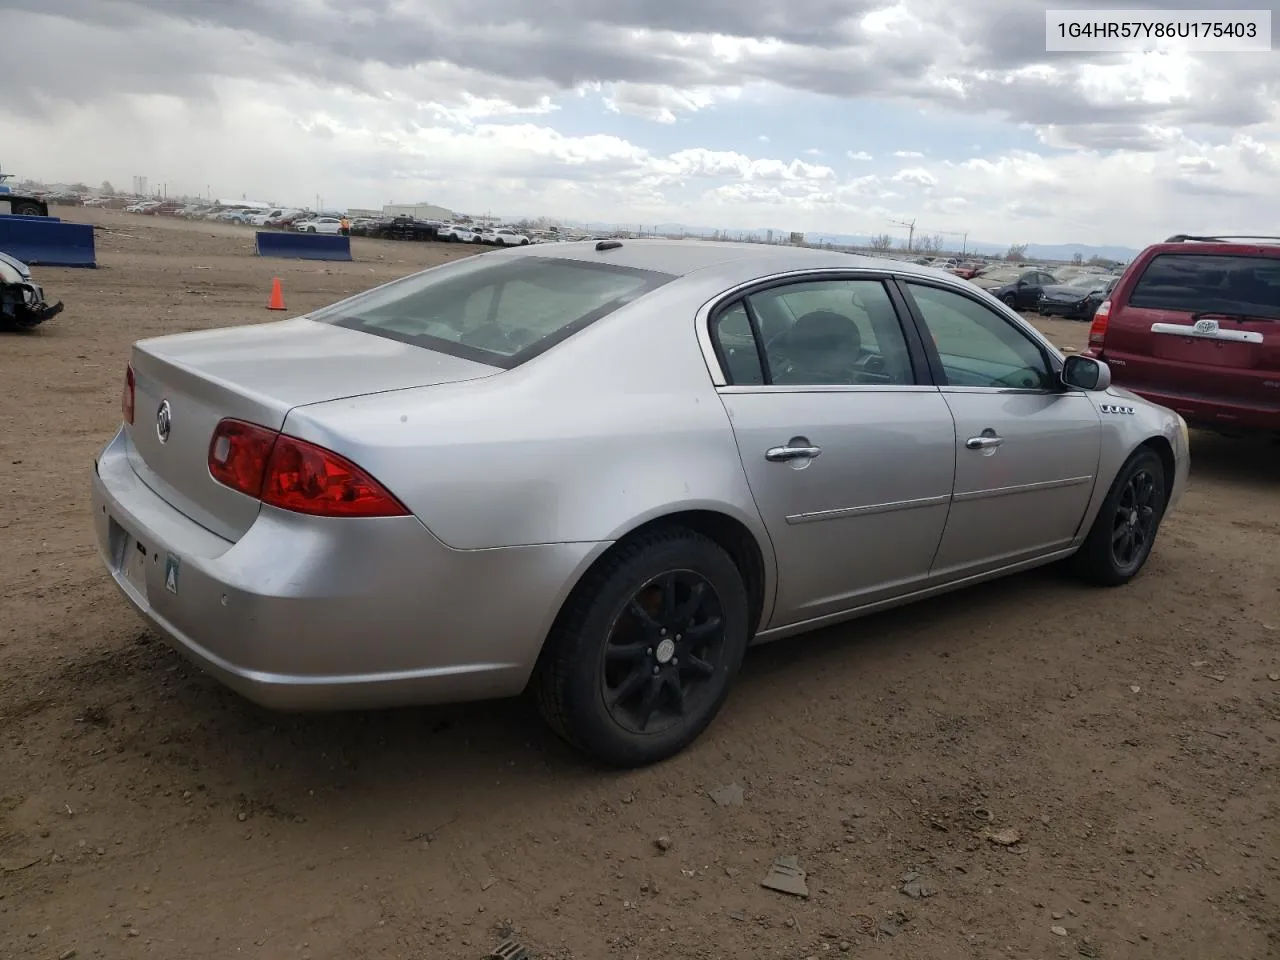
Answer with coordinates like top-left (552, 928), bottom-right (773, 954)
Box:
top-left (543, 508), bottom-right (773, 656)
top-left (1137, 434), bottom-right (1176, 508)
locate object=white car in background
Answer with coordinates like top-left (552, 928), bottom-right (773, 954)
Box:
top-left (441, 224), bottom-right (482, 243)
top-left (482, 227), bottom-right (531, 246)
top-left (297, 217), bottom-right (343, 235)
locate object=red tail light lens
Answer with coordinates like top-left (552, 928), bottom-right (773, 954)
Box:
top-left (208, 419), bottom-right (277, 497)
top-left (208, 419), bottom-right (408, 518)
top-left (122, 365), bottom-right (135, 424)
top-left (1088, 299), bottom-right (1111, 348)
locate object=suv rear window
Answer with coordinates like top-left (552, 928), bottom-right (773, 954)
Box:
top-left (1128, 253), bottom-right (1280, 321)
top-left (310, 255), bottom-right (674, 367)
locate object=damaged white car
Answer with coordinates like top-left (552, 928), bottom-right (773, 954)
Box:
top-left (0, 251), bottom-right (63, 329)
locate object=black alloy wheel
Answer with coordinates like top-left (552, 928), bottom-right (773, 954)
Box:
top-left (1071, 446), bottom-right (1167, 586)
top-left (602, 571), bottom-right (726, 736)
top-left (1110, 466), bottom-right (1159, 571)
top-left (535, 526), bottom-right (750, 767)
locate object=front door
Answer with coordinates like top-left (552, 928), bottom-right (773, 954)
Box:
top-left (708, 276), bottom-right (957, 627)
top-left (897, 280), bottom-right (1102, 577)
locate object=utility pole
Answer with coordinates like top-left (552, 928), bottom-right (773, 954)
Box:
top-left (889, 217), bottom-right (917, 252)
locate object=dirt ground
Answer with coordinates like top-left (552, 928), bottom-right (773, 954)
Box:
top-left (1, 208), bottom-right (1277, 960)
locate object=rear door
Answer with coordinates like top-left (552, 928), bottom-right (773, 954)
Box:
top-left (709, 274), bottom-right (957, 627)
top-left (1104, 250), bottom-right (1280, 410)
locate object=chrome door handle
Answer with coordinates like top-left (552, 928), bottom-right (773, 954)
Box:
top-left (766, 443), bottom-right (822, 462)
top-left (965, 435), bottom-right (1004, 450)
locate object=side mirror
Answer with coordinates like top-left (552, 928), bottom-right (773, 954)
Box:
top-left (1061, 354), bottom-right (1111, 391)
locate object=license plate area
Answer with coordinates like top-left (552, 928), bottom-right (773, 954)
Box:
top-left (108, 516), bottom-right (149, 601)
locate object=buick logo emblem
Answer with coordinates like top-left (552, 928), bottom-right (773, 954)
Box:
top-left (155, 399), bottom-right (172, 443)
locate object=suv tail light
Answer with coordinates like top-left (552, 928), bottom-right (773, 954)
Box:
top-left (208, 418), bottom-right (409, 518)
top-left (1088, 299), bottom-right (1111, 348)
top-left (122, 364), bottom-right (135, 424)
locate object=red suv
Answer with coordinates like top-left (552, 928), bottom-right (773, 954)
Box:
top-left (1083, 235), bottom-right (1280, 435)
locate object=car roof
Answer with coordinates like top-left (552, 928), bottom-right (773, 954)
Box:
top-left (516, 238), bottom-right (955, 282)
top-left (1140, 236), bottom-right (1280, 259)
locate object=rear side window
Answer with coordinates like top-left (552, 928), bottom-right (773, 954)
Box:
top-left (310, 256), bottom-right (674, 367)
top-left (1127, 253), bottom-right (1280, 321)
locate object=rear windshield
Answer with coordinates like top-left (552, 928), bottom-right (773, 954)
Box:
top-left (1128, 253), bottom-right (1280, 320)
top-left (310, 255), bottom-right (674, 367)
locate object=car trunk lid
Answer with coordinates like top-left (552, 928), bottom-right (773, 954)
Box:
top-left (124, 317), bottom-right (499, 541)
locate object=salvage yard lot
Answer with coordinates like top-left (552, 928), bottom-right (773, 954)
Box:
top-left (1, 209), bottom-right (1277, 960)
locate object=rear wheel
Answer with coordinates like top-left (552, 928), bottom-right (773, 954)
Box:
top-left (1002, 293), bottom-right (1018, 308)
top-left (12, 201), bottom-right (44, 217)
top-left (1071, 447), bottom-right (1167, 586)
top-left (535, 527), bottom-right (750, 767)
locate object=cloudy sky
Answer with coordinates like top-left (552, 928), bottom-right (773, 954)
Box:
top-left (2, 0), bottom-right (1278, 246)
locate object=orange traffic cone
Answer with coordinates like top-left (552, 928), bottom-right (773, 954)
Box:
top-left (267, 277), bottom-right (286, 311)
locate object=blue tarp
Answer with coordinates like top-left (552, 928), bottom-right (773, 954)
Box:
top-left (255, 230), bottom-right (352, 262)
top-left (0, 218), bottom-right (96, 267)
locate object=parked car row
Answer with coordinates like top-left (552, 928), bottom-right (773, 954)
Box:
top-left (966, 265), bottom-right (1121, 321)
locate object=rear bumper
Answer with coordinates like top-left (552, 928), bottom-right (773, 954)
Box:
top-left (91, 427), bottom-right (605, 711)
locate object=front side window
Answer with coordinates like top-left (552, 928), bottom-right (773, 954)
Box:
top-left (311, 256), bottom-right (673, 367)
top-left (904, 282), bottom-right (1054, 390)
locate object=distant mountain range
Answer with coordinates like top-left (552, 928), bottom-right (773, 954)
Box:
top-left (555, 220), bottom-right (1140, 263)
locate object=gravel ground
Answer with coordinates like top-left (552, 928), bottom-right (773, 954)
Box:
top-left (1, 208), bottom-right (1277, 960)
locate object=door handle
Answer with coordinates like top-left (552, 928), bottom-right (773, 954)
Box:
top-left (965, 435), bottom-right (1004, 450)
top-left (766, 443), bottom-right (822, 462)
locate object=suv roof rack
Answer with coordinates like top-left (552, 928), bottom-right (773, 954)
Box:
top-left (1164, 234), bottom-right (1280, 244)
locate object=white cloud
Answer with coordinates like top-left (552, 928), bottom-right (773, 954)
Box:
top-left (893, 167), bottom-right (938, 186)
top-left (0, 0), bottom-right (1277, 246)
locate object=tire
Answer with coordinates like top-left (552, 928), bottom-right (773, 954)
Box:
top-left (1070, 446), bottom-right (1167, 586)
top-left (307, 227), bottom-right (317, 233)
top-left (520, 239), bottom-right (530, 245)
top-left (1002, 293), bottom-right (1018, 308)
top-left (12, 201), bottom-right (44, 217)
top-left (535, 526), bottom-right (751, 768)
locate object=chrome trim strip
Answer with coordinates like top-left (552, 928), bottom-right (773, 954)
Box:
top-left (718, 384), bottom-right (941, 395)
top-left (785, 492), bottom-right (951, 525)
top-left (939, 385), bottom-right (1081, 396)
top-left (1150, 322), bottom-right (1263, 344)
top-left (952, 474), bottom-right (1093, 503)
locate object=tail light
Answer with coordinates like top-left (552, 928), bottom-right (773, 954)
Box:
top-left (122, 364), bottom-right (135, 424)
top-left (208, 418), bottom-right (409, 518)
top-left (1088, 299), bottom-right (1111, 348)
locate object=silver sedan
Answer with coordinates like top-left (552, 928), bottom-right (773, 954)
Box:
top-left (91, 240), bottom-right (1189, 766)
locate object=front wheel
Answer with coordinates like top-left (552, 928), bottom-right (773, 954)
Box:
top-left (12, 201), bottom-right (44, 217)
top-left (1070, 447), bottom-right (1167, 586)
top-left (535, 527), bottom-right (750, 767)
